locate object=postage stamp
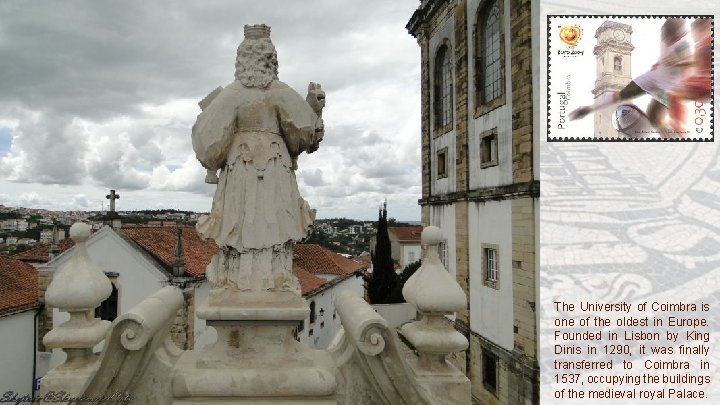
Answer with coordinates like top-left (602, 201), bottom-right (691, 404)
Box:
top-left (547, 15), bottom-right (714, 141)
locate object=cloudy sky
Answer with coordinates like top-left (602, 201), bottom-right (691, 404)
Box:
top-left (0, 1), bottom-right (421, 221)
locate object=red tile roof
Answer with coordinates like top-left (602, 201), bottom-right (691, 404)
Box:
top-left (18, 225), bottom-right (359, 296)
top-left (12, 239), bottom-right (75, 263)
top-left (388, 226), bottom-right (423, 243)
top-left (122, 226), bottom-right (216, 277)
top-left (293, 244), bottom-right (368, 276)
top-left (123, 229), bottom-right (357, 295)
top-left (293, 266), bottom-right (327, 295)
top-left (0, 256), bottom-right (39, 315)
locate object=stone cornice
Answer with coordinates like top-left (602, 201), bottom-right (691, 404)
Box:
top-left (406, 0), bottom-right (452, 38)
top-left (419, 181), bottom-right (540, 205)
top-left (593, 41), bottom-right (635, 56)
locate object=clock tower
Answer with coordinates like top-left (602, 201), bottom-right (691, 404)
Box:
top-left (592, 21), bottom-right (634, 138)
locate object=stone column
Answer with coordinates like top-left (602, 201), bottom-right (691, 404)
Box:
top-left (40, 223), bottom-right (112, 401)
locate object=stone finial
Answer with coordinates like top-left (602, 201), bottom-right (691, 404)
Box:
top-left (42, 222), bottom-right (113, 400)
top-left (402, 226), bottom-right (466, 313)
top-left (401, 226), bottom-right (468, 370)
top-left (45, 223), bottom-right (112, 311)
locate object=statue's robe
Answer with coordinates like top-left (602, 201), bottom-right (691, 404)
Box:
top-left (192, 80), bottom-right (320, 289)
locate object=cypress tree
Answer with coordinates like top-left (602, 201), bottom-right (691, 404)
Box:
top-left (368, 202), bottom-right (398, 304)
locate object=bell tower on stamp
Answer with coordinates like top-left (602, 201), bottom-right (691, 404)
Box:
top-left (592, 21), bottom-right (634, 138)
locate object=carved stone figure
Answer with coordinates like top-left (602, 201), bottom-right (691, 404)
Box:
top-left (192, 24), bottom-right (324, 292)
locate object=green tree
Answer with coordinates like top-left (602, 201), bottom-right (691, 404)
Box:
top-left (368, 203), bottom-right (399, 304)
top-left (389, 259), bottom-right (422, 302)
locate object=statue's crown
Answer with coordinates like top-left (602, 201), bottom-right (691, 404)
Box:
top-left (244, 24), bottom-right (271, 40)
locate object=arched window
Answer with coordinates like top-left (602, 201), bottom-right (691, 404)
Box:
top-left (614, 56), bottom-right (622, 72)
top-left (475, 0), bottom-right (504, 113)
top-left (433, 42), bottom-right (453, 130)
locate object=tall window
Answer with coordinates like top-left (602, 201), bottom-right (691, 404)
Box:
top-left (309, 301), bottom-right (316, 324)
top-left (482, 349), bottom-right (498, 393)
top-left (475, 0), bottom-right (505, 114)
top-left (482, 244), bottom-right (499, 289)
top-left (438, 241), bottom-right (449, 268)
top-left (437, 148), bottom-right (448, 179)
top-left (480, 128), bottom-right (498, 168)
top-left (434, 43), bottom-right (453, 130)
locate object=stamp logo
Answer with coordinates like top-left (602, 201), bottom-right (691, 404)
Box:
top-left (559, 25), bottom-right (582, 47)
top-left (548, 15), bottom-right (714, 141)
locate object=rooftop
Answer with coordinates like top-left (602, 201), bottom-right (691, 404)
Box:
top-left (388, 226), bottom-right (423, 243)
top-left (0, 255), bottom-right (39, 316)
top-left (122, 226), bottom-right (215, 277)
top-left (33, 225), bottom-right (368, 296)
top-left (293, 243), bottom-right (368, 276)
top-left (12, 238), bottom-right (75, 263)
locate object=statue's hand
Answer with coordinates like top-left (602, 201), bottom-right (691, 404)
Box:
top-left (306, 82), bottom-right (325, 116)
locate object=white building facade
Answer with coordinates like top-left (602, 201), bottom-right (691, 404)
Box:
top-left (0, 257), bottom-right (39, 396)
top-left (298, 274), bottom-right (364, 349)
top-left (408, 1), bottom-right (539, 403)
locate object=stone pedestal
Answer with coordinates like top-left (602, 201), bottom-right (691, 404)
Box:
top-left (172, 289), bottom-right (338, 404)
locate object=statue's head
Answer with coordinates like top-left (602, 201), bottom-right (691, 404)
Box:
top-left (235, 24), bottom-right (278, 89)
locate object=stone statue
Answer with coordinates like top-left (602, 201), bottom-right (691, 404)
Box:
top-left (192, 24), bottom-right (325, 292)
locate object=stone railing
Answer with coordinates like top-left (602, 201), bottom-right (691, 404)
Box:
top-left (40, 224), bottom-right (469, 404)
top-left (80, 286), bottom-right (183, 402)
top-left (329, 226), bottom-right (469, 404)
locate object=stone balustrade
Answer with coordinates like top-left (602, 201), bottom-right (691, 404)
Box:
top-left (39, 222), bottom-right (472, 404)
top-left (39, 224), bottom-right (471, 404)
top-left (328, 225), bottom-right (470, 405)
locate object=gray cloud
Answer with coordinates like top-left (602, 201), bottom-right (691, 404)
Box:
top-left (301, 168), bottom-right (326, 187)
top-left (0, 0), bottom-right (422, 220)
top-left (72, 194), bottom-right (90, 208)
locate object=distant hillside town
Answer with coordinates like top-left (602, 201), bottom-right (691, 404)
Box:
top-left (0, 203), bottom-right (418, 258)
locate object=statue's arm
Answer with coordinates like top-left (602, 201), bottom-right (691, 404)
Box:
top-left (275, 83), bottom-right (324, 159)
top-left (191, 90), bottom-right (237, 170)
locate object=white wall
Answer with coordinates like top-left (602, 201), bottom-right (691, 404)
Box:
top-left (400, 244), bottom-right (422, 269)
top-left (0, 309), bottom-right (36, 395)
top-left (432, 132), bottom-right (457, 195)
top-left (468, 200), bottom-right (514, 351)
top-left (372, 303), bottom-right (417, 328)
top-left (298, 274), bottom-right (364, 349)
top-left (87, 233), bottom-right (168, 315)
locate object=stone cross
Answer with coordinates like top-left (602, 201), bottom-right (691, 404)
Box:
top-left (105, 189), bottom-right (120, 212)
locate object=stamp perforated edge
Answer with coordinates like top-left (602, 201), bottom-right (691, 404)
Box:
top-left (546, 14), bottom-right (715, 142)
